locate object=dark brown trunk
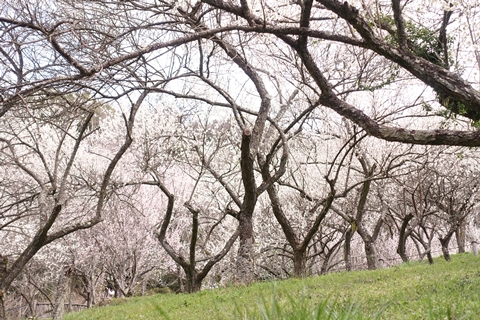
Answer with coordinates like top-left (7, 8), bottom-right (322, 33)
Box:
top-left (236, 129), bottom-right (257, 285)
top-left (186, 206), bottom-right (199, 293)
top-left (344, 227), bottom-right (354, 271)
top-left (357, 227), bottom-right (378, 270)
top-left (293, 250), bottom-right (307, 277)
top-left (364, 239), bottom-right (377, 270)
top-left (426, 251), bottom-right (434, 264)
top-left (397, 214), bottom-right (413, 262)
top-left (441, 243), bottom-right (451, 261)
top-left (439, 235), bottom-right (453, 262)
top-left (186, 280), bottom-right (201, 293)
top-left (185, 271), bottom-right (201, 293)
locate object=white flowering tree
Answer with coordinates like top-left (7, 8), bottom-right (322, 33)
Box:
top-left (0, 91), bottom-right (146, 318)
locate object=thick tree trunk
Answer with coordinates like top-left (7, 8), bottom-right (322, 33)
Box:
top-left (397, 214), bottom-right (413, 262)
top-left (439, 235), bottom-right (453, 262)
top-left (441, 243), bottom-right (451, 261)
top-left (353, 156), bottom-right (377, 270)
top-left (364, 240), bottom-right (377, 270)
top-left (426, 251), bottom-right (434, 264)
top-left (236, 212), bottom-right (255, 284)
top-left (357, 228), bottom-right (378, 270)
top-left (357, 225), bottom-right (379, 270)
top-left (344, 227), bottom-right (354, 271)
top-left (293, 250), bottom-right (307, 277)
top-left (236, 129), bottom-right (257, 285)
top-left (186, 280), bottom-right (201, 293)
top-left (185, 272), bottom-right (202, 293)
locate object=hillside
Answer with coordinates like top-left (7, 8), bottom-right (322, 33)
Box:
top-left (65, 253), bottom-right (480, 319)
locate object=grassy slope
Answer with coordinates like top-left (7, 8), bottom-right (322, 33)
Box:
top-left (65, 253), bottom-right (480, 319)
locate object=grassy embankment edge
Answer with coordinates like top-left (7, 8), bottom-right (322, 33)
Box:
top-left (65, 253), bottom-right (480, 319)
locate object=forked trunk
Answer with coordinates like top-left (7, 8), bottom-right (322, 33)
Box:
top-left (440, 237), bottom-right (452, 262)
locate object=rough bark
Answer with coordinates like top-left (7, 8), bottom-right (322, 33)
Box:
top-left (362, 238), bottom-right (378, 270)
top-left (397, 214), bottom-right (413, 262)
top-left (199, 0), bottom-right (480, 146)
top-left (440, 239), bottom-right (451, 261)
top-left (236, 129), bottom-right (257, 284)
top-left (5, 1), bottom-right (480, 148)
top-left (236, 212), bottom-right (255, 284)
top-left (439, 232), bottom-right (455, 262)
top-left (288, 24), bottom-right (480, 147)
top-left (293, 251), bottom-right (308, 278)
top-left (344, 226), bottom-right (355, 271)
top-left (316, 0), bottom-right (480, 120)
top-left (426, 251), bottom-right (434, 264)
top-left (354, 155), bottom-right (378, 270)
top-left (185, 272), bottom-right (201, 294)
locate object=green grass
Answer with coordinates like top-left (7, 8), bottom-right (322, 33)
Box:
top-left (65, 253), bottom-right (480, 319)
